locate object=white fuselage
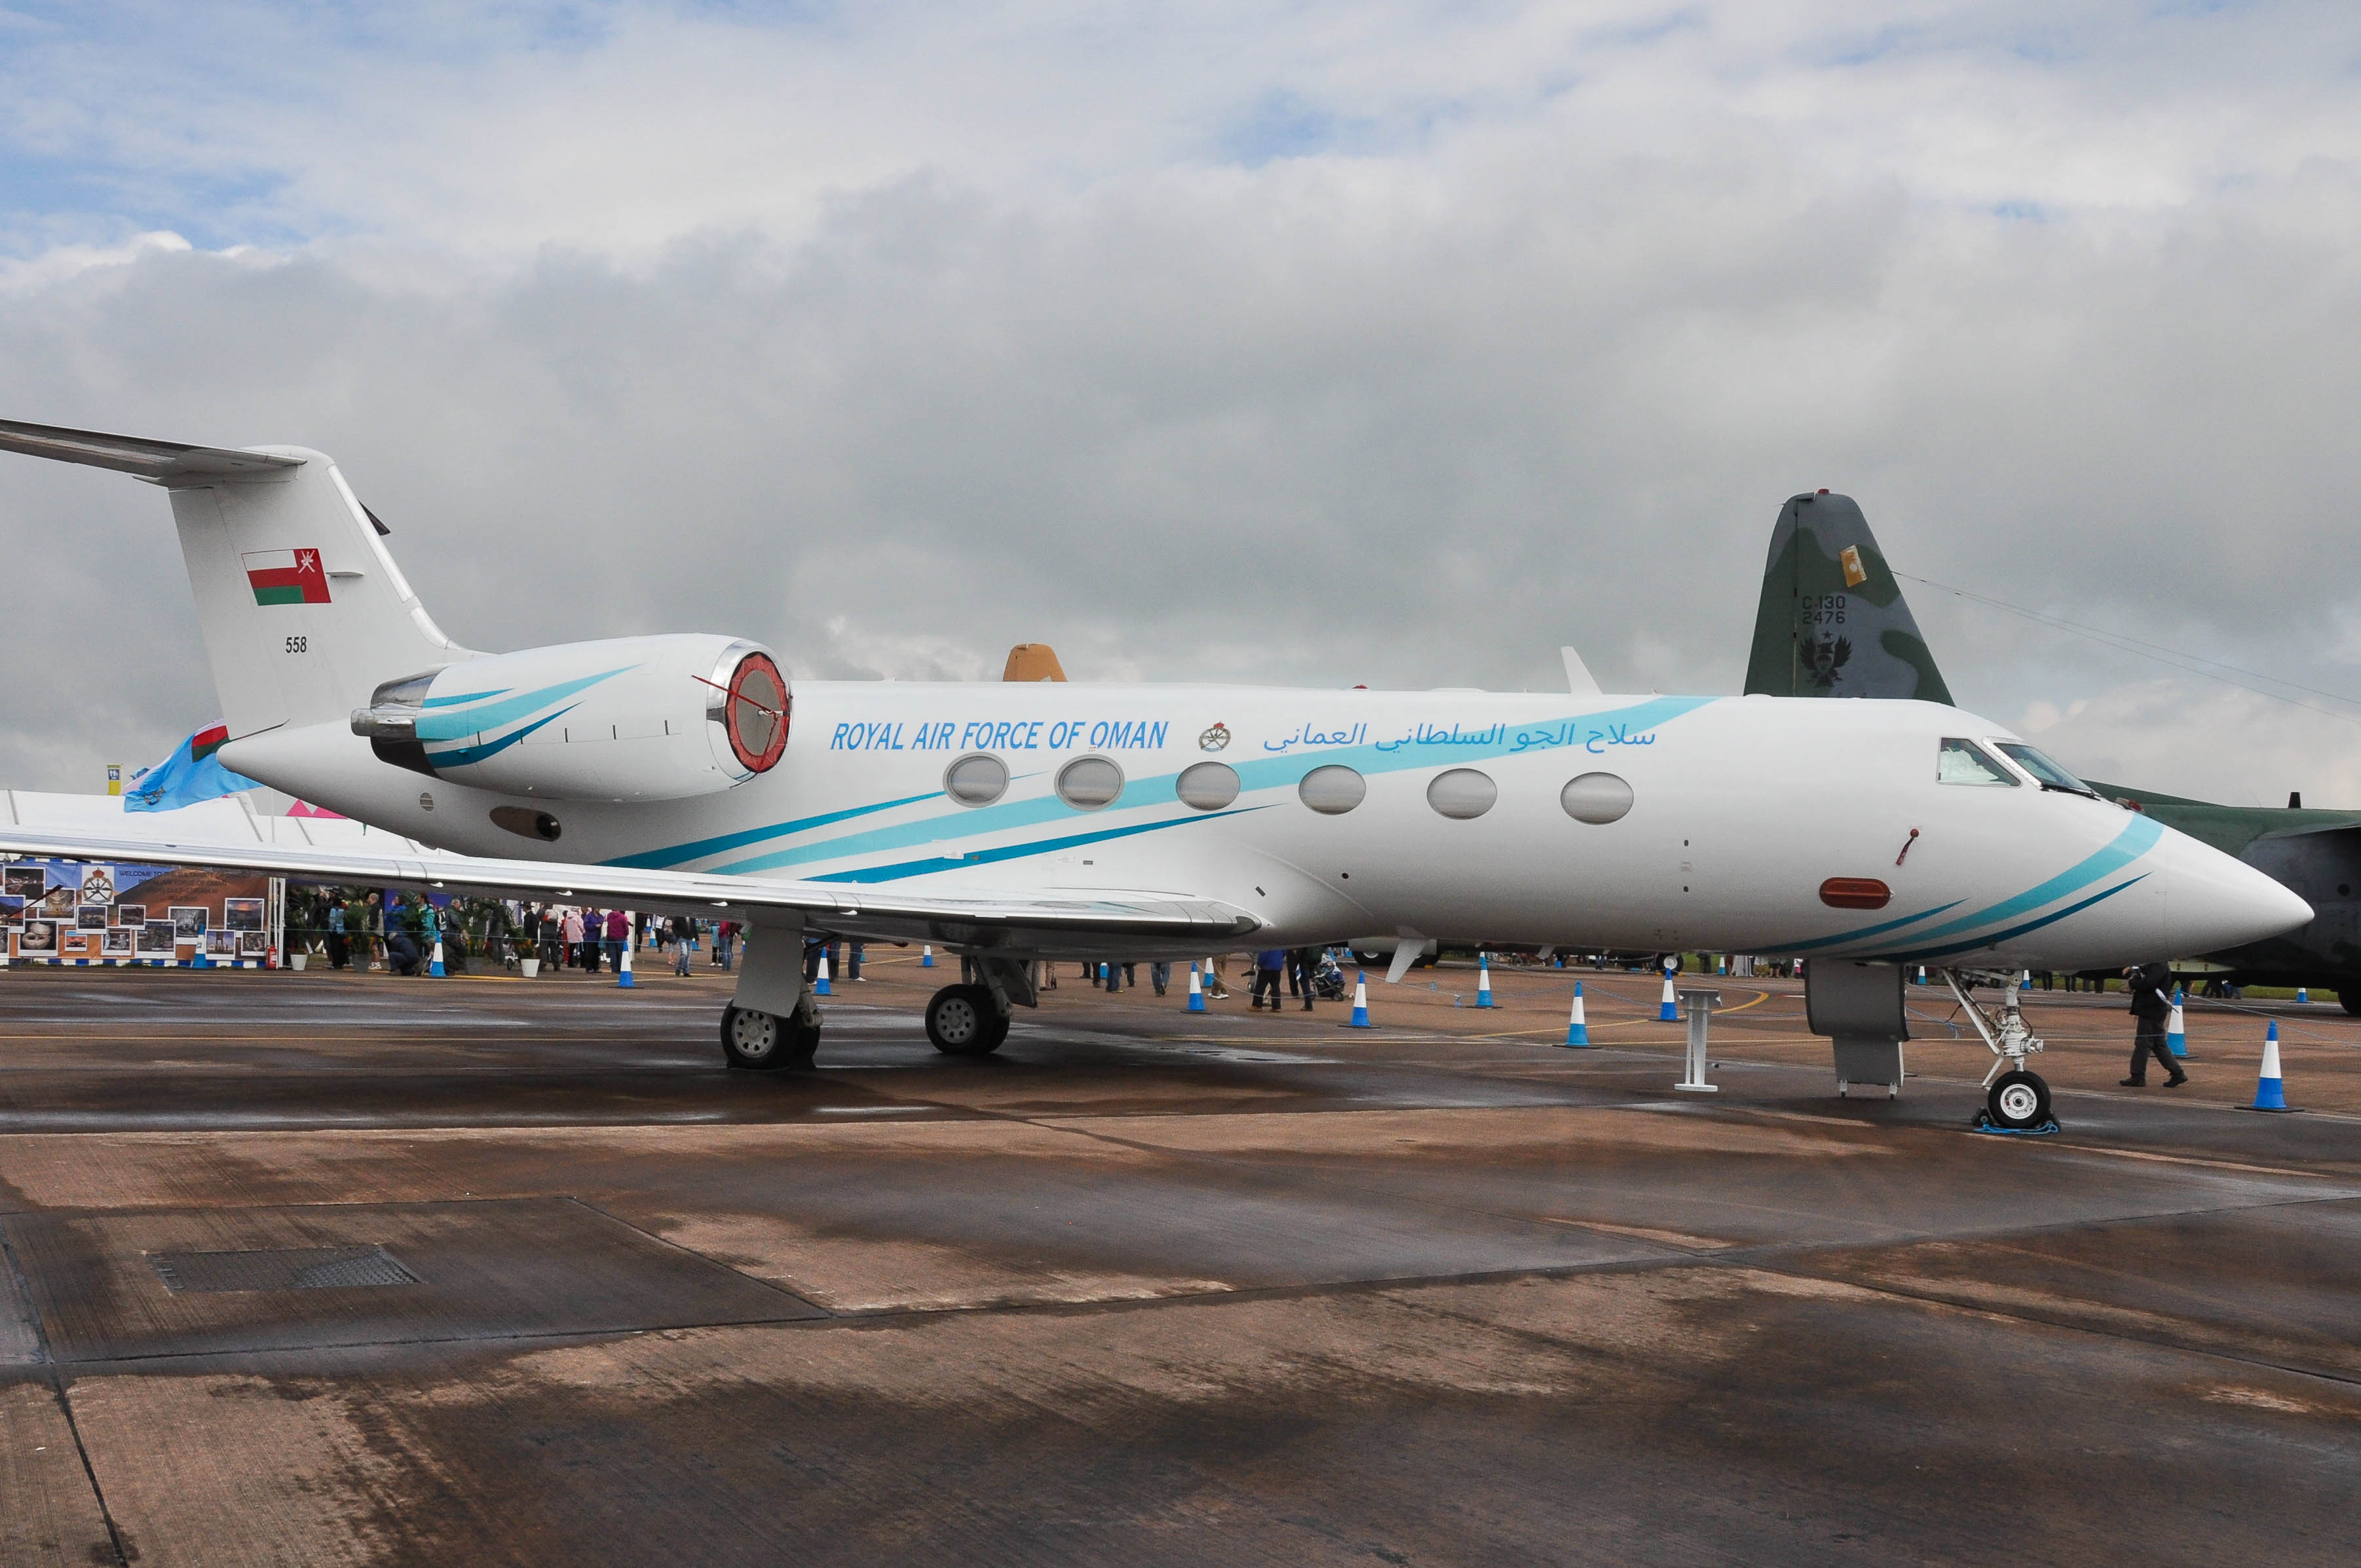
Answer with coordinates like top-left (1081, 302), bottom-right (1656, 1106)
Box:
top-left (222, 685), bottom-right (2306, 967)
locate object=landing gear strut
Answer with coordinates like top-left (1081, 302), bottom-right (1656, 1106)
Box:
top-left (1941, 969), bottom-right (2052, 1129)
top-left (925, 984), bottom-right (1009, 1056)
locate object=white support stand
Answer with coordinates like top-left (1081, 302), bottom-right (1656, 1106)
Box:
top-left (1674, 987), bottom-right (1722, 1093)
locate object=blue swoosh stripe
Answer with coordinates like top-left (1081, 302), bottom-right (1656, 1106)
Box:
top-left (602, 792), bottom-right (943, 870)
top-left (413, 667), bottom-right (633, 742)
top-left (1770, 899), bottom-right (1965, 955)
top-left (1879, 813), bottom-right (2161, 949)
top-left (701, 696), bottom-right (1718, 877)
top-left (1879, 876), bottom-right (2147, 962)
top-left (423, 687), bottom-right (510, 708)
top-left (808, 806), bottom-right (1267, 884)
top-left (425, 707), bottom-right (573, 768)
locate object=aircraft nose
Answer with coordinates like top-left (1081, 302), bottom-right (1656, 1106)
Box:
top-left (2165, 829), bottom-right (2313, 952)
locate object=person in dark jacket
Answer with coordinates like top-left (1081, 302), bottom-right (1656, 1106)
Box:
top-left (1251, 948), bottom-right (1286, 1009)
top-left (2121, 960), bottom-right (2187, 1087)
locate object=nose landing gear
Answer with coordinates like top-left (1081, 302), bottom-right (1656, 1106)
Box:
top-left (1941, 969), bottom-right (2054, 1129)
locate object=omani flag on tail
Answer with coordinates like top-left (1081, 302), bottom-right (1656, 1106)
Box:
top-left (242, 547), bottom-right (330, 605)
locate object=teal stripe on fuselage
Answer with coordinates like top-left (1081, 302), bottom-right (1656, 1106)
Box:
top-left (700, 695), bottom-right (1717, 878)
top-left (423, 687), bottom-right (510, 708)
top-left (413, 667), bottom-right (633, 743)
top-left (601, 791), bottom-right (944, 870)
top-left (808, 807), bottom-right (1266, 883)
top-left (1881, 876), bottom-right (2147, 963)
top-left (426, 708), bottom-right (573, 769)
top-left (1767, 812), bottom-right (2162, 957)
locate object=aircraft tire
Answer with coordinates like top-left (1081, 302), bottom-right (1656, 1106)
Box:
top-left (926, 984), bottom-right (1005, 1056)
top-left (721, 1004), bottom-right (819, 1071)
top-left (1986, 1070), bottom-right (2050, 1130)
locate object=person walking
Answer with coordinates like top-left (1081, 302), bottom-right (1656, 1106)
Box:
top-left (561, 908), bottom-right (584, 971)
top-left (604, 908), bottom-right (629, 973)
top-left (1289, 946), bottom-right (1317, 1011)
top-left (1251, 948), bottom-right (1286, 1010)
top-left (1205, 954), bottom-right (1231, 1001)
top-left (715, 920), bottom-right (735, 971)
top-left (2121, 960), bottom-right (2187, 1087)
top-left (1150, 961), bottom-right (1171, 997)
top-left (364, 891), bottom-right (385, 971)
top-left (673, 916), bottom-right (694, 976)
top-left (326, 901), bottom-right (349, 971)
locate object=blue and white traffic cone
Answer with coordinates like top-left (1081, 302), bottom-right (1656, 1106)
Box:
top-left (1187, 962), bottom-right (1206, 1012)
top-left (1659, 971), bottom-right (1678, 1022)
top-left (617, 931), bottom-right (634, 988)
top-left (2166, 987), bottom-right (2186, 1058)
top-left (1349, 971), bottom-right (1372, 1028)
top-left (1476, 953), bottom-right (1494, 1009)
top-left (1564, 982), bottom-right (1590, 1047)
top-left (191, 945), bottom-right (208, 969)
top-left (2297, 986), bottom-right (2310, 1005)
top-left (428, 935), bottom-right (445, 978)
top-left (2248, 1020), bottom-right (2293, 1111)
top-left (814, 950), bottom-right (831, 996)
top-left (1915, 965), bottom-right (1926, 986)
top-left (921, 944), bottom-right (934, 968)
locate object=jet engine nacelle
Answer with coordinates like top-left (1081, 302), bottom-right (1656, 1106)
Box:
top-left (352, 634), bottom-right (789, 804)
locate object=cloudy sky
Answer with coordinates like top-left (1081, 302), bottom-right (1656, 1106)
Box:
top-left (3, 1), bottom-right (2360, 805)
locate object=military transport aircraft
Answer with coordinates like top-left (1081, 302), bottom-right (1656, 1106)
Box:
top-left (1745, 489), bottom-right (2361, 1009)
top-left (0, 419), bottom-right (2313, 1127)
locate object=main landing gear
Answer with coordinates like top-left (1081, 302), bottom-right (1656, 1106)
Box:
top-left (925, 984), bottom-right (1010, 1056)
top-left (1940, 969), bottom-right (2053, 1129)
top-left (721, 1003), bottom-right (821, 1071)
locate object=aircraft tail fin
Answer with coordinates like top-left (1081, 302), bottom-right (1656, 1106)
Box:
top-left (1741, 491), bottom-right (1953, 703)
top-left (0, 418), bottom-right (472, 742)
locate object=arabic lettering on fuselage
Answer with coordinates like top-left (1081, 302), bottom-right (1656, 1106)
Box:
top-left (1490, 719), bottom-right (1660, 755)
top-left (1262, 722), bottom-right (1370, 753)
top-left (827, 719), bottom-right (1173, 753)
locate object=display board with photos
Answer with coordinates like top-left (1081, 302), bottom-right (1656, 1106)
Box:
top-left (1, 861), bottom-right (278, 965)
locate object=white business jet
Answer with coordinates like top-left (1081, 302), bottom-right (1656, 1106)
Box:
top-left (0, 420), bottom-right (2311, 1127)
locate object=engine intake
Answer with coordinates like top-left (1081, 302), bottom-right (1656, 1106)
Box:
top-left (353, 634), bottom-right (789, 802)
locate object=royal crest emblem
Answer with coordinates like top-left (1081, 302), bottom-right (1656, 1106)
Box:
top-left (1198, 722), bottom-right (1230, 752)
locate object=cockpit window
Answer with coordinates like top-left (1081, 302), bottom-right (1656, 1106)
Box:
top-left (1937, 737), bottom-right (2017, 786)
top-left (1995, 741), bottom-right (2098, 797)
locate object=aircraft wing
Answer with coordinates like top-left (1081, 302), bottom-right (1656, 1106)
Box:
top-left (0, 819), bottom-right (1261, 953)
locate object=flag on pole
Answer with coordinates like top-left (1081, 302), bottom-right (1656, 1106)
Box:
top-left (124, 723), bottom-right (262, 812)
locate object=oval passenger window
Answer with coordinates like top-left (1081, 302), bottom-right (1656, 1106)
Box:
top-left (1426, 768), bottom-right (1497, 820)
top-left (1560, 772), bottom-right (1633, 825)
top-left (1175, 760), bottom-right (1240, 812)
top-left (943, 753), bottom-right (1010, 807)
top-left (1819, 877), bottom-right (1892, 910)
top-left (1298, 765), bottom-right (1367, 815)
top-left (1057, 756), bottom-right (1125, 810)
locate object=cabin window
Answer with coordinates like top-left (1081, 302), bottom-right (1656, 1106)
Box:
top-left (1176, 761), bottom-right (1240, 812)
top-left (1426, 768), bottom-right (1498, 820)
top-left (943, 753), bottom-right (1009, 806)
top-left (1298, 765), bottom-right (1367, 815)
top-left (1937, 737), bottom-right (2016, 787)
top-left (1561, 772), bottom-right (1633, 824)
top-left (1056, 756), bottom-right (1125, 811)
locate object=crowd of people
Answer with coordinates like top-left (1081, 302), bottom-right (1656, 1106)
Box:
top-left (282, 887), bottom-right (740, 978)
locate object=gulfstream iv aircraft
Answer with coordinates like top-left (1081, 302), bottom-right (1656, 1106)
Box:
top-left (0, 420), bottom-right (2314, 1127)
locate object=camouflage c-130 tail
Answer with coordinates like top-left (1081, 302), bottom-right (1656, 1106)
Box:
top-left (1742, 491), bottom-right (1954, 703)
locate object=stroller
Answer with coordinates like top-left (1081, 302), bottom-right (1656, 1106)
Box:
top-left (1309, 950), bottom-right (1350, 1001)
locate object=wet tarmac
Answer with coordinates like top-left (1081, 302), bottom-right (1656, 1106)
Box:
top-left (2, 953), bottom-right (2357, 1565)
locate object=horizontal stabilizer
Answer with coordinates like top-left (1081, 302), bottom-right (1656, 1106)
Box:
top-left (0, 417), bottom-right (301, 483)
